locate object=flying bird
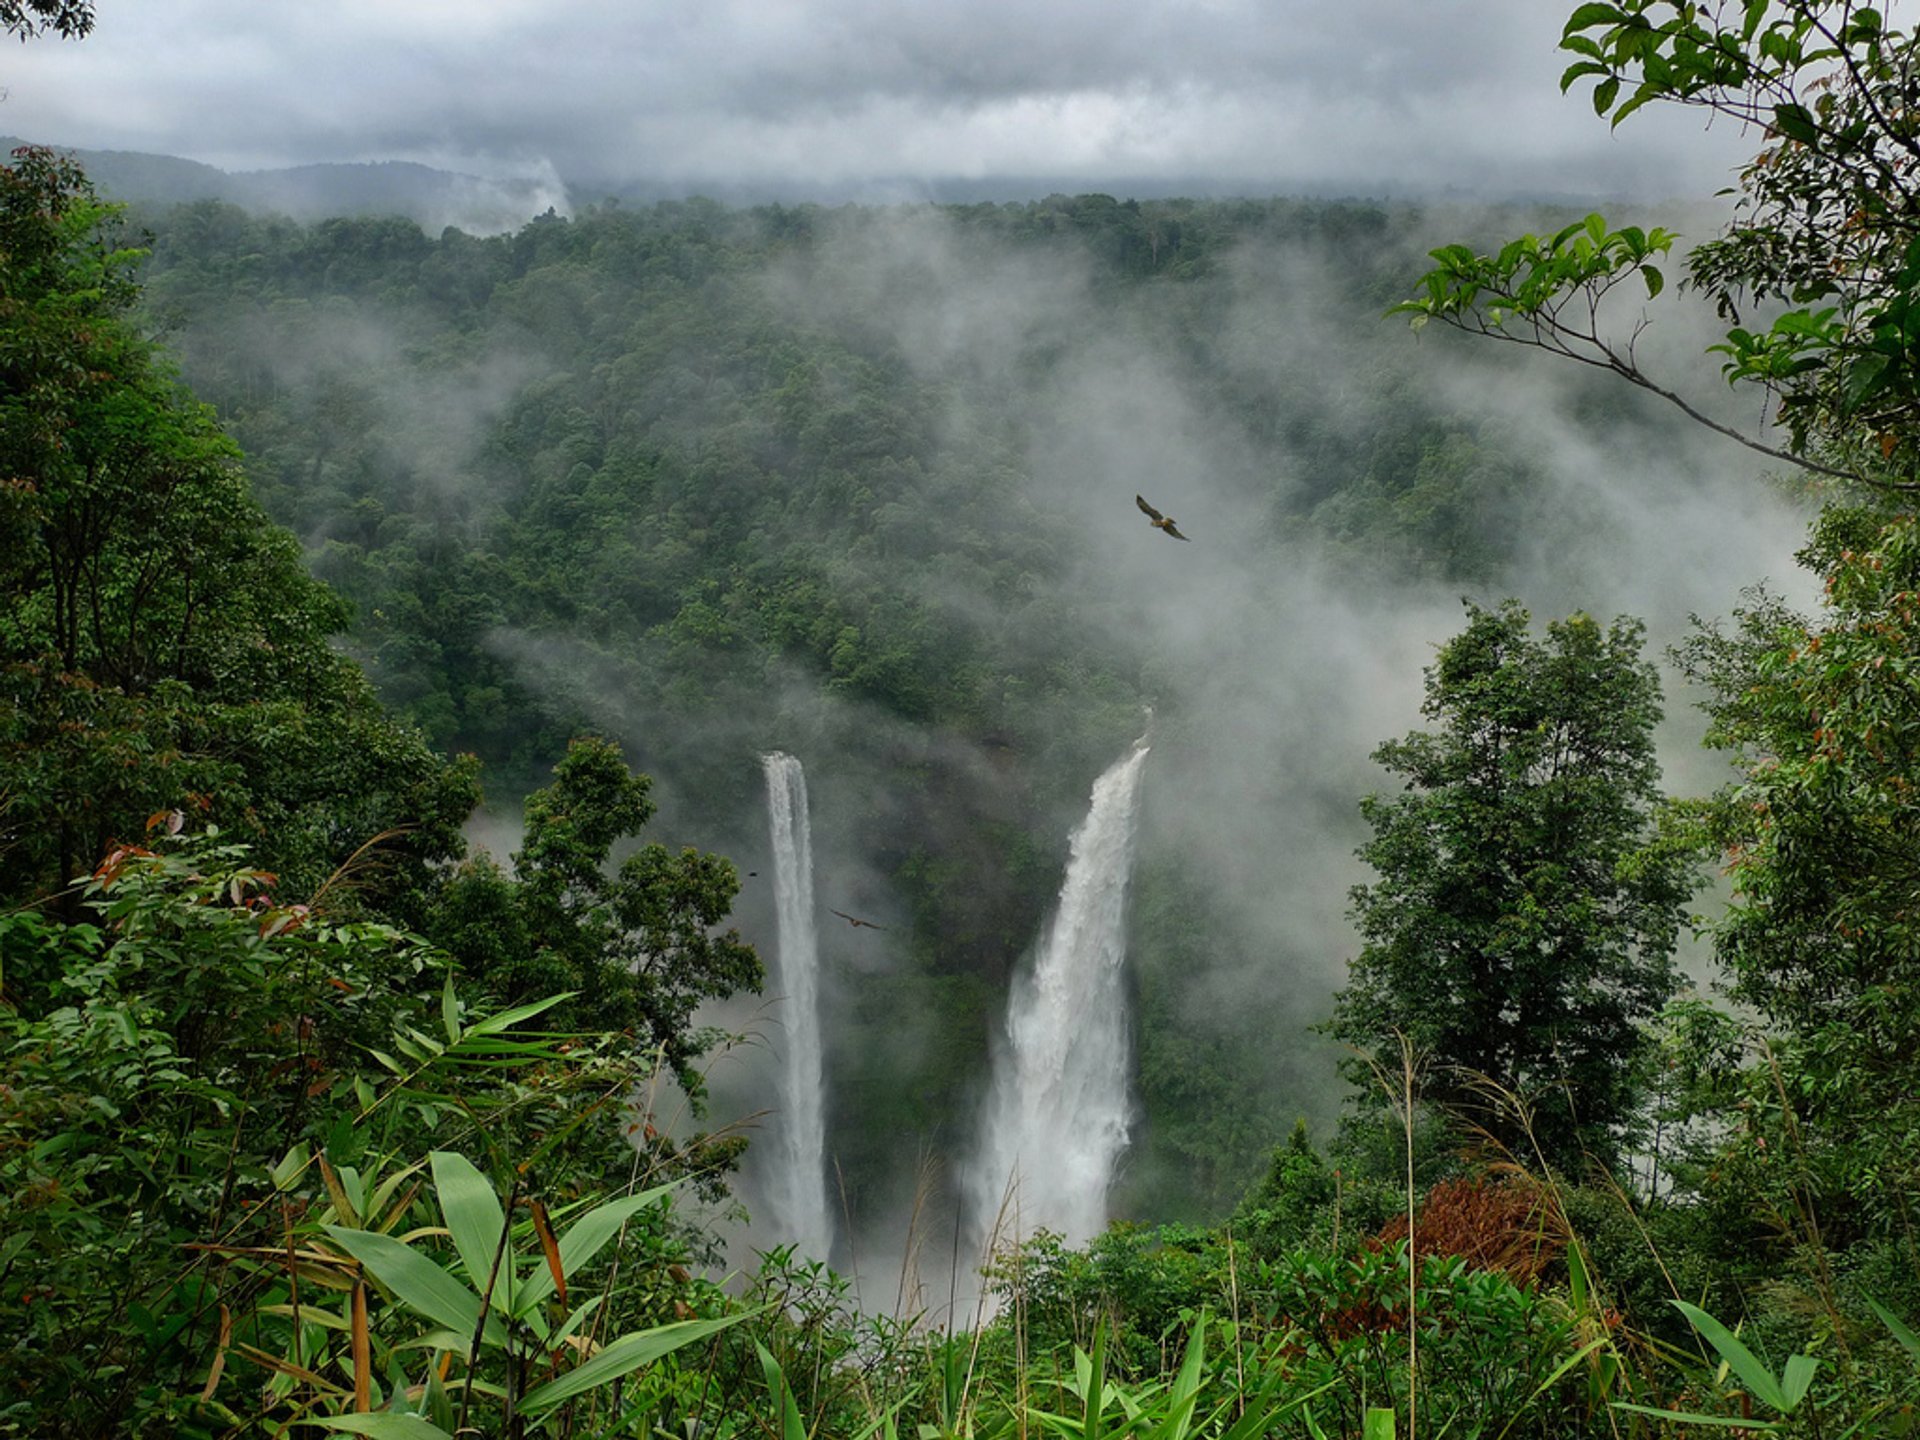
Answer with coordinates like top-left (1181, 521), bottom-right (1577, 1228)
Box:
top-left (829, 908), bottom-right (887, 931)
top-left (1136, 494), bottom-right (1190, 541)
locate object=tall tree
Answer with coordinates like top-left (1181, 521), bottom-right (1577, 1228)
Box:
top-left (1675, 504), bottom-right (1920, 1242)
top-left (1385, 0), bottom-right (1920, 1251)
top-left (430, 736), bottom-right (763, 1101)
top-left (0, 147), bottom-right (478, 910)
top-left (1328, 601), bottom-right (1696, 1173)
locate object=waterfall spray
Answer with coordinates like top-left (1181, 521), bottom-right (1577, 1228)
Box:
top-left (761, 751), bottom-right (833, 1261)
top-left (971, 736), bottom-right (1152, 1253)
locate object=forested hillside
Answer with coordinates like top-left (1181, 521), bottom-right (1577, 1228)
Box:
top-left (7, 0), bottom-right (1920, 1429)
top-left (114, 186), bottom-right (1759, 1227)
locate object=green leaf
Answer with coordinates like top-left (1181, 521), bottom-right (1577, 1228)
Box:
top-left (273, 1142), bottom-right (312, 1191)
top-left (1144, 1315), bottom-right (1208, 1440)
top-left (1593, 75), bottom-right (1621, 113)
top-left (1780, 1353), bottom-right (1818, 1409)
top-left (1772, 102), bottom-right (1818, 144)
top-left (1612, 1402), bottom-right (1779, 1430)
top-left (323, 1226), bottom-right (503, 1352)
top-left (520, 1312), bottom-right (752, 1416)
top-left (757, 1342), bottom-right (808, 1440)
top-left (428, 1152), bottom-right (511, 1312)
top-left (513, 1183), bottom-right (675, 1314)
top-left (1643, 264), bottom-right (1665, 299)
top-left (1867, 1298), bottom-right (1920, 1364)
top-left (304, 1416), bottom-right (453, 1439)
top-left (1673, 1300), bottom-right (1793, 1414)
top-left (1565, 3), bottom-right (1627, 34)
top-left (462, 991), bottom-right (574, 1038)
top-left (1612, 85), bottom-right (1659, 127)
top-left (439, 973), bottom-right (460, 1044)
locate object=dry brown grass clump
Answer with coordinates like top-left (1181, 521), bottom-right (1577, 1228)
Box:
top-left (1377, 1176), bottom-right (1562, 1287)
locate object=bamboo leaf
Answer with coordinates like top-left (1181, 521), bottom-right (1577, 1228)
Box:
top-left (1673, 1301), bottom-right (1791, 1413)
top-left (1613, 1401), bottom-right (1779, 1429)
top-left (462, 991), bottom-right (575, 1038)
top-left (428, 1152), bottom-right (511, 1311)
top-left (303, 1417), bottom-right (453, 1439)
top-left (1868, 1298), bottom-right (1920, 1363)
top-left (514, 1183), bottom-right (675, 1314)
top-left (757, 1342), bottom-right (808, 1440)
top-left (323, 1226), bottom-right (503, 1352)
top-left (519, 1312), bottom-right (752, 1416)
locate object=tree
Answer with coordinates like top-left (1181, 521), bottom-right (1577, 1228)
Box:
top-left (1393, 1), bottom-right (1920, 491)
top-left (1382, 0), bottom-right (1920, 1257)
top-left (1327, 601), bottom-right (1696, 1174)
top-left (0, 147), bottom-right (478, 910)
top-left (1674, 503), bottom-right (1920, 1242)
top-left (430, 736), bottom-right (764, 1104)
top-left (1, 0), bottom-right (90, 40)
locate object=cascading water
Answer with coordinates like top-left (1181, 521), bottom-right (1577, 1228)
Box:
top-left (970, 737), bottom-right (1151, 1253)
top-left (761, 751), bottom-right (833, 1262)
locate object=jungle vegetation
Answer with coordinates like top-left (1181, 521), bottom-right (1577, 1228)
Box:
top-left (4, 1), bottom-right (1920, 1435)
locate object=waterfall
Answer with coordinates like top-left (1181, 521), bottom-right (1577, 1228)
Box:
top-left (971, 737), bottom-right (1151, 1253)
top-left (761, 751), bottom-right (833, 1261)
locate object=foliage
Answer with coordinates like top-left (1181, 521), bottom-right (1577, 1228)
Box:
top-left (0, 831), bottom-right (430, 1432)
top-left (1256, 1242), bottom-right (1585, 1440)
top-left (0, 146), bottom-right (477, 911)
top-left (300, 1150), bottom-right (749, 1438)
top-left (986, 1224), bottom-right (1230, 1379)
top-left (0, 825), bottom-right (731, 1436)
top-left (429, 735), bottom-right (762, 1105)
top-left (1326, 600), bottom-right (1697, 1173)
top-left (1232, 1122), bottom-right (1341, 1259)
top-left (0, 0), bottom-right (90, 40)
top-left (1396, 1), bottom-right (1920, 489)
top-left (1668, 507), bottom-right (1920, 1248)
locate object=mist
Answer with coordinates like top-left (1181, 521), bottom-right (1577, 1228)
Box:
top-left (134, 191), bottom-right (1811, 1307)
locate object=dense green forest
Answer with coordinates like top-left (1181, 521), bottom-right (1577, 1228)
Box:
top-left (4, 0), bottom-right (1920, 1435)
top-left (113, 177), bottom-right (1762, 1230)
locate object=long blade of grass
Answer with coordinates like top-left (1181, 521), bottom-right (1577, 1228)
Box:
top-left (1146, 1315), bottom-right (1208, 1440)
top-left (757, 1341), bottom-right (809, 1440)
top-left (519, 1310), bottom-right (754, 1417)
top-left (1868, 1298), bottom-right (1920, 1364)
top-left (1494, 1335), bottom-right (1610, 1440)
top-left (1673, 1300), bottom-right (1791, 1413)
top-left (304, 1416), bottom-right (453, 1439)
top-left (1612, 1401), bottom-right (1780, 1430)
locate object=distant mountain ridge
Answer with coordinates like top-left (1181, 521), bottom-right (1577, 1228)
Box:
top-left (0, 136), bottom-right (570, 235)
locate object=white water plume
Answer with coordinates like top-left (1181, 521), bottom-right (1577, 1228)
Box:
top-left (762, 751), bottom-right (833, 1261)
top-left (971, 736), bottom-right (1151, 1253)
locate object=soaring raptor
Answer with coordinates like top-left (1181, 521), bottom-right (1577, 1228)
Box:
top-left (1136, 494), bottom-right (1190, 541)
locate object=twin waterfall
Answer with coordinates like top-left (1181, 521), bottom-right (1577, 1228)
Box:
top-left (756, 738), bottom-right (1150, 1270)
top-left (760, 752), bottom-right (833, 1262)
top-left (971, 737), bottom-right (1152, 1249)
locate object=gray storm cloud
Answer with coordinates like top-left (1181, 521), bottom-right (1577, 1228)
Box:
top-left (4, 0), bottom-right (1756, 196)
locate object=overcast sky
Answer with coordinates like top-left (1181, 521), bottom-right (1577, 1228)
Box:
top-left (2, 0), bottom-right (1768, 200)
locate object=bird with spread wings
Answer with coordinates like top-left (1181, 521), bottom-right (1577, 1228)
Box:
top-left (830, 908), bottom-right (887, 930)
top-left (1136, 494), bottom-right (1190, 541)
